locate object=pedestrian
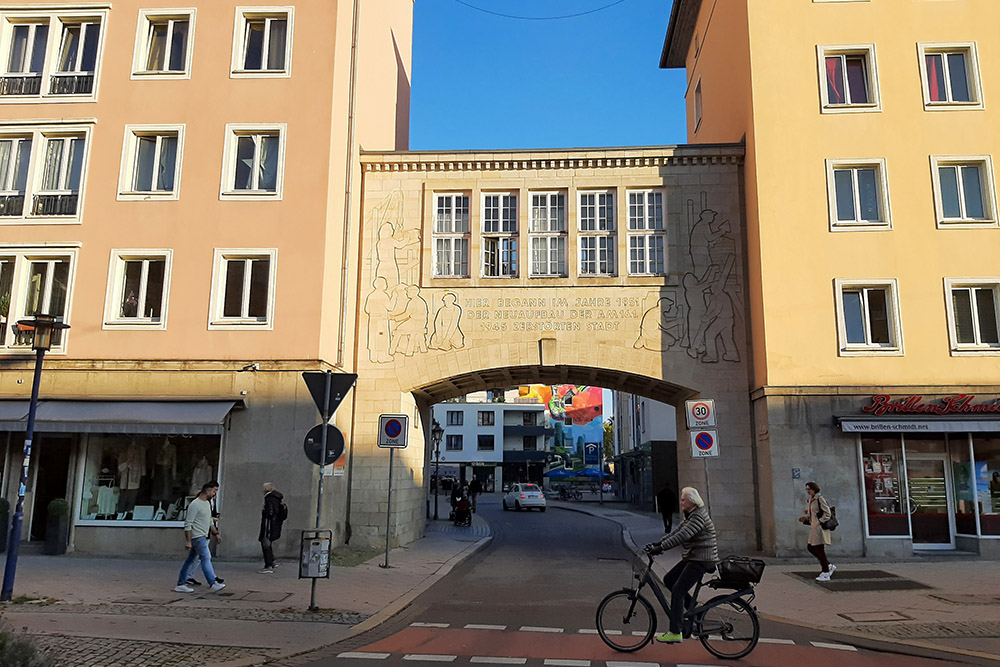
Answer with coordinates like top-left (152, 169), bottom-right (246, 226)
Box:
top-left (800, 481), bottom-right (836, 581)
top-left (258, 482), bottom-right (286, 574)
top-left (186, 506), bottom-right (221, 588)
top-left (656, 486), bottom-right (678, 533)
top-left (468, 478), bottom-right (482, 513)
top-left (175, 481), bottom-right (226, 593)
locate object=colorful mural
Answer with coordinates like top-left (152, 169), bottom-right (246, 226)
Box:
top-left (520, 384), bottom-right (604, 467)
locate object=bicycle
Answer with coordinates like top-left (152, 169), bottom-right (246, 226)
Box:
top-left (595, 552), bottom-right (762, 659)
top-left (557, 486), bottom-right (583, 501)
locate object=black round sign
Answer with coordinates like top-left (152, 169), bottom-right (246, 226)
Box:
top-left (303, 424), bottom-right (346, 466)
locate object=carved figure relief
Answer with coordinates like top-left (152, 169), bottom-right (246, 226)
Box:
top-left (388, 284), bottom-right (429, 357)
top-left (429, 292), bottom-right (465, 351)
top-left (365, 277), bottom-right (393, 363)
top-left (633, 291), bottom-right (686, 352)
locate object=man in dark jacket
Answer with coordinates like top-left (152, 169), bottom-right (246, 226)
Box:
top-left (258, 482), bottom-right (285, 574)
top-left (468, 478), bottom-right (483, 512)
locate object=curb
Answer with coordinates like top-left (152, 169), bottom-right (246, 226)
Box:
top-left (550, 503), bottom-right (644, 552)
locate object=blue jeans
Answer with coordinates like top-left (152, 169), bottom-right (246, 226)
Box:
top-left (178, 536), bottom-right (217, 586)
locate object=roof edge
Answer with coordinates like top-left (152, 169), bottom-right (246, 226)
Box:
top-left (360, 142), bottom-right (745, 161)
top-left (659, 0), bottom-right (702, 69)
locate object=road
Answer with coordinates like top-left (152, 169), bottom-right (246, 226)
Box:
top-left (285, 496), bottom-right (958, 667)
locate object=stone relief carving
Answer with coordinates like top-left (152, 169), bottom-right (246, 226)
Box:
top-left (429, 292), bottom-right (465, 351)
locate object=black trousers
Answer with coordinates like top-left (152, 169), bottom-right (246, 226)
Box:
top-left (662, 560), bottom-right (714, 634)
top-left (261, 538), bottom-right (276, 568)
top-left (807, 544), bottom-right (829, 573)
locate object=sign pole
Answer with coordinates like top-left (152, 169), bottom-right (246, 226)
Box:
top-left (703, 457), bottom-right (712, 511)
top-left (310, 370), bottom-right (332, 612)
top-left (381, 448), bottom-right (394, 568)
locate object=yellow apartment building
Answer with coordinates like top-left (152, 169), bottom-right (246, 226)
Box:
top-left (0, 0), bottom-right (413, 557)
top-left (663, 0), bottom-right (1000, 557)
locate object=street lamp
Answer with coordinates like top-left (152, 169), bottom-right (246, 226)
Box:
top-left (2, 314), bottom-right (69, 602)
top-left (431, 419), bottom-right (444, 521)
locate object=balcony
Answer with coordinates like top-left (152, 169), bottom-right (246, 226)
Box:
top-left (0, 195), bottom-right (25, 216)
top-left (0, 75), bottom-right (42, 96)
top-left (49, 73), bottom-right (94, 95)
top-left (32, 193), bottom-right (78, 217)
top-left (503, 424), bottom-right (554, 438)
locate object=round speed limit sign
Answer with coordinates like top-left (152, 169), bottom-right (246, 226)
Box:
top-left (685, 399), bottom-right (717, 428)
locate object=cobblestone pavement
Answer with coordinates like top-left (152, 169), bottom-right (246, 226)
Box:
top-left (34, 635), bottom-right (269, 667)
top-left (848, 620), bottom-right (1000, 639)
top-left (6, 602), bottom-right (367, 625)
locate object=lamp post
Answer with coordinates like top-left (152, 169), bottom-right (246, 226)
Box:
top-left (431, 419), bottom-right (444, 520)
top-left (2, 314), bottom-right (68, 602)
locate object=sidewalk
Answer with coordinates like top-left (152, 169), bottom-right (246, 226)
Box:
top-left (0, 515), bottom-right (491, 667)
top-left (549, 500), bottom-right (1000, 665)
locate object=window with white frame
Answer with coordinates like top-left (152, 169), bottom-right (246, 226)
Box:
top-left (579, 191), bottom-right (616, 276)
top-left (120, 126), bottom-right (182, 198)
top-left (627, 190), bottom-right (665, 274)
top-left (482, 192), bottom-right (517, 278)
top-left (133, 10), bottom-right (194, 77)
top-left (529, 192), bottom-right (567, 277)
top-left (446, 410), bottom-right (463, 426)
top-left (0, 11), bottom-right (106, 99)
top-left (477, 410), bottom-right (495, 426)
top-left (0, 127), bottom-right (90, 219)
top-left (919, 43), bottom-right (982, 109)
top-left (445, 434), bottom-right (462, 451)
top-left (0, 249), bottom-right (75, 351)
top-left (221, 125), bottom-right (284, 198)
top-left (210, 250), bottom-right (276, 327)
top-left (818, 45), bottom-right (879, 111)
top-left (836, 280), bottom-right (901, 353)
top-left (433, 193), bottom-right (470, 278)
top-left (105, 252), bottom-right (170, 327)
top-left (826, 159), bottom-right (890, 228)
top-left (232, 7), bottom-right (292, 76)
top-left (946, 280), bottom-right (1000, 351)
top-left (931, 156), bottom-right (995, 225)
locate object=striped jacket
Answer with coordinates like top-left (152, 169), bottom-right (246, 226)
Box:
top-left (655, 506), bottom-right (719, 563)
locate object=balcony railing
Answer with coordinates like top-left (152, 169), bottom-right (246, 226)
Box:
top-left (0, 194), bottom-right (25, 216)
top-left (0, 74), bottom-right (42, 96)
top-left (503, 424), bottom-right (555, 437)
top-left (49, 72), bottom-right (94, 95)
top-left (32, 193), bottom-right (78, 216)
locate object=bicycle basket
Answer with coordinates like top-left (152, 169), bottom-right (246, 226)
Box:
top-left (717, 555), bottom-right (766, 586)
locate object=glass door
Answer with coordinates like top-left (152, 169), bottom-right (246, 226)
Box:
top-left (906, 455), bottom-right (955, 549)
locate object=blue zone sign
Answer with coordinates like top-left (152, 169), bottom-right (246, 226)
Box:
top-left (378, 414), bottom-right (409, 449)
top-left (690, 429), bottom-right (719, 458)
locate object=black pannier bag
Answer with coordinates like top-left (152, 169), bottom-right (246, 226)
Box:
top-left (717, 555), bottom-right (766, 586)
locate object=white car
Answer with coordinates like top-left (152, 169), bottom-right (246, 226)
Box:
top-left (503, 483), bottom-right (547, 512)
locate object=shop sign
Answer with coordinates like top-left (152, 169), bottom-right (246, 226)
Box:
top-left (862, 394), bottom-right (1000, 416)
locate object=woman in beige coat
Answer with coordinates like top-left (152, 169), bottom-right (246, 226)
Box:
top-left (800, 481), bottom-right (836, 581)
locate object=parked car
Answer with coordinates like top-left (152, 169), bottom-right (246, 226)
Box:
top-left (503, 483), bottom-right (546, 512)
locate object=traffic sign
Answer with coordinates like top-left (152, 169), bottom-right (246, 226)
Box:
top-left (378, 414), bottom-right (409, 449)
top-left (302, 372), bottom-right (358, 420)
top-left (685, 399), bottom-right (717, 429)
top-left (690, 429), bottom-right (720, 458)
top-left (303, 424), bottom-right (346, 466)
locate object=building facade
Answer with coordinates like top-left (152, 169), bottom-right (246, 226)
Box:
top-left (662, 0), bottom-right (1000, 557)
top-left (612, 392), bottom-right (676, 509)
top-left (0, 0), bottom-right (413, 557)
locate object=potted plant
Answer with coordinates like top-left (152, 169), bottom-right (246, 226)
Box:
top-left (0, 292), bottom-right (9, 325)
top-left (44, 498), bottom-right (69, 556)
top-left (0, 498), bottom-right (8, 553)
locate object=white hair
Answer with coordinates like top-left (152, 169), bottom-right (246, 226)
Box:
top-left (680, 486), bottom-right (705, 508)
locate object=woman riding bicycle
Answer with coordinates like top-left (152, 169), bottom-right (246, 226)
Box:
top-left (644, 486), bottom-right (718, 645)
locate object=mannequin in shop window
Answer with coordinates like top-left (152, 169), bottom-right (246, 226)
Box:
top-left (190, 456), bottom-right (213, 496)
top-left (155, 437), bottom-right (177, 501)
top-left (118, 437), bottom-right (147, 515)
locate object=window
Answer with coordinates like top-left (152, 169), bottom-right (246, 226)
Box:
top-left (446, 410), bottom-right (463, 426)
top-left (51, 20), bottom-right (100, 95)
top-left (210, 250), bottom-right (277, 328)
top-left (945, 280), bottom-right (1000, 352)
top-left (627, 190), bottom-right (666, 273)
top-left (221, 125), bottom-right (285, 199)
top-left (119, 126), bottom-right (183, 199)
top-left (133, 10), bottom-right (195, 78)
top-left (104, 251), bottom-right (171, 328)
top-left (523, 435), bottom-right (537, 452)
top-left (2, 22), bottom-right (47, 95)
top-left (919, 43), bottom-right (982, 110)
top-left (482, 193), bottom-right (517, 278)
top-left (0, 249), bottom-right (75, 351)
top-left (0, 126), bottom-right (90, 221)
top-left (477, 410), bottom-right (495, 427)
top-left (446, 434), bottom-right (462, 451)
top-left (835, 280), bottom-right (902, 354)
top-left (818, 45), bottom-right (879, 111)
top-left (477, 434), bottom-right (495, 451)
top-left (579, 191), bottom-right (616, 276)
top-left (0, 136), bottom-right (31, 216)
top-left (931, 157), bottom-right (996, 226)
top-left (232, 7), bottom-right (293, 77)
top-left (433, 194), bottom-right (470, 278)
top-left (565, 417), bottom-right (574, 426)
top-left (522, 412), bottom-right (537, 427)
top-left (78, 434), bottom-right (220, 525)
top-left (826, 159), bottom-right (890, 229)
top-left (530, 192), bottom-right (566, 277)
top-left (693, 78), bottom-right (703, 131)
top-left (860, 437), bottom-right (909, 537)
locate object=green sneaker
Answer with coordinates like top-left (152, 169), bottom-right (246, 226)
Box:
top-left (654, 632), bottom-right (683, 644)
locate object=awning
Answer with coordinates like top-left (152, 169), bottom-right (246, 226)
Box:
top-left (839, 418), bottom-right (1000, 434)
top-left (0, 400), bottom-right (242, 435)
top-left (0, 401), bottom-right (29, 431)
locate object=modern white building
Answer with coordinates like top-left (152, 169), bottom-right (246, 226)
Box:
top-left (613, 393), bottom-right (678, 508)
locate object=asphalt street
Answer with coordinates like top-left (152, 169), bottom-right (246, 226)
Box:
top-left (285, 496), bottom-right (959, 667)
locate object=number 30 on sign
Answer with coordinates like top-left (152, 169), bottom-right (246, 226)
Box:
top-left (685, 399), bottom-right (716, 429)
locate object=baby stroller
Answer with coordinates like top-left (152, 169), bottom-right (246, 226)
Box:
top-left (453, 495), bottom-right (473, 527)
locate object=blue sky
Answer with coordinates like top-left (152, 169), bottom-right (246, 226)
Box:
top-left (409, 0), bottom-right (688, 151)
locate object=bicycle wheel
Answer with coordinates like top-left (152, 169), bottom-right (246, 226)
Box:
top-left (595, 590), bottom-right (656, 652)
top-left (695, 595), bottom-right (760, 659)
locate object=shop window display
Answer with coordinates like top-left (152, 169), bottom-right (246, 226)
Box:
top-left (861, 437), bottom-right (909, 536)
top-left (950, 436), bottom-right (977, 535)
top-left (78, 434), bottom-right (220, 523)
top-left (974, 436), bottom-right (1000, 536)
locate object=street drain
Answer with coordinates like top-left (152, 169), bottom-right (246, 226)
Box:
top-left (837, 611), bottom-right (913, 622)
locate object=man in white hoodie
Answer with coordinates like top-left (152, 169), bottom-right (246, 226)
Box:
top-left (175, 481), bottom-right (226, 593)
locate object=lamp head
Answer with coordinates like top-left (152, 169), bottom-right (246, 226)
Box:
top-left (431, 418), bottom-right (445, 447)
top-left (17, 313), bottom-right (70, 351)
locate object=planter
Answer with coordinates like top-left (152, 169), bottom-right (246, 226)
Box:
top-left (44, 498), bottom-right (69, 556)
